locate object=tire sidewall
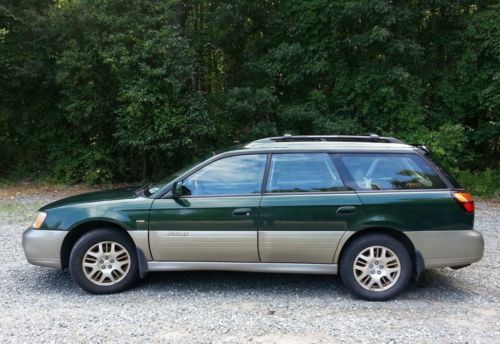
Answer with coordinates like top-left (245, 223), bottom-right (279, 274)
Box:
top-left (340, 234), bottom-right (412, 301)
top-left (69, 229), bottom-right (139, 294)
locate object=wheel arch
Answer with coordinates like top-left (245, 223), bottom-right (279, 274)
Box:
top-left (336, 227), bottom-right (424, 278)
top-left (60, 220), bottom-right (135, 269)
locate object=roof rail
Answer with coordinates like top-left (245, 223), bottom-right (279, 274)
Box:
top-left (252, 134), bottom-right (402, 144)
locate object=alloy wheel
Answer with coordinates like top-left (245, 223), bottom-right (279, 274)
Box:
top-left (82, 241), bottom-right (131, 286)
top-left (353, 245), bottom-right (401, 291)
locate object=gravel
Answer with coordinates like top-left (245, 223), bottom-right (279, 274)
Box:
top-left (0, 194), bottom-right (498, 343)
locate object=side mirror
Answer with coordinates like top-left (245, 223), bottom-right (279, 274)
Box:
top-left (172, 181), bottom-right (184, 198)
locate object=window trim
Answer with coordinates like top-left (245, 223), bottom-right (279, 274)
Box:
top-left (353, 189), bottom-right (451, 194)
top-left (262, 190), bottom-right (357, 196)
top-left (157, 150), bottom-right (452, 199)
top-left (334, 152), bottom-right (450, 192)
top-left (260, 153), bottom-right (272, 194)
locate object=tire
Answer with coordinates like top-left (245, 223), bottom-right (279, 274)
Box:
top-left (339, 233), bottom-right (412, 301)
top-left (69, 228), bottom-right (139, 294)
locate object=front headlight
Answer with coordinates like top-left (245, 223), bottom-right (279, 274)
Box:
top-left (32, 212), bottom-right (47, 229)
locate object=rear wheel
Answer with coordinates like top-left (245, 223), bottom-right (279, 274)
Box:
top-left (340, 233), bottom-right (412, 301)
top-left (69, 229), bottom-right (139, 294)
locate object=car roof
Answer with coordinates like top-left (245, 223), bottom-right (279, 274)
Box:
top-left (221, 134), bottom-right (417, 154)
top-left (244, 141), bottom-right (414, 152)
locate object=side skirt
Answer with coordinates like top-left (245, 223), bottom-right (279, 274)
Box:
top-left (147, 261), bottom-right (338, 275)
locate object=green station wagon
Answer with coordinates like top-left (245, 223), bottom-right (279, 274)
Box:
top-left (23, 134), bottom-right (484, 300)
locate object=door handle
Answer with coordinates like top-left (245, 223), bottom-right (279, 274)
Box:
top-left (337, 206), bottom-right (356, 214)
top-left (232, 208), bottom-right (252, 216)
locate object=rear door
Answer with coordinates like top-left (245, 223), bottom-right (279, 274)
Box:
top-left (258, 153), bottom-right (362, 263)
top-left (149, 154), bottom-right (267, 262)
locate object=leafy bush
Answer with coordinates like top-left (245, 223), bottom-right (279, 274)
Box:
top-left (456, 169), bottom-right (500, 198)
top-left (404, 123), bottom-right (472, 170)
top-left (48, 145), bottom-right (115, 185)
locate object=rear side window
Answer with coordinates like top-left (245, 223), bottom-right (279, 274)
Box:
top-left (339, 153), bottom-right (447, 190)
top-left (266, 153), bottom-right (347, 193)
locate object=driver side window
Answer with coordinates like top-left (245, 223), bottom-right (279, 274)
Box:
top-left (182, 154), bottom-right (267, 196)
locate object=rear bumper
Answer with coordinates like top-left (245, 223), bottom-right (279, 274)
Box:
top-left (22, 228), bottom-right (67, 269)
top-left (406, 230), bottom-right (484, 269)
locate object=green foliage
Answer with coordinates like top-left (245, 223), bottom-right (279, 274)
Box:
top-left (0, 0), bottom-right (498, 197)
top-left (456, 169), bottom-right (500, 198)
top-left (405, 123), bottom-right (471, 170)
top-left (52, 0), bottom-right (215, 181)
top-left (47, 141), bottom-right (116, 184)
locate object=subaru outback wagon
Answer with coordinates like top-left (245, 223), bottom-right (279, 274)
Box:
top-left (23, 134), bottom-right (484, 300)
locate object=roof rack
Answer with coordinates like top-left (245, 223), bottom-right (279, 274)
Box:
top-left (252, 134), bottom-right (403, 144)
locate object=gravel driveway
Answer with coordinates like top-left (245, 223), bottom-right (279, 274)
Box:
top-left (0, 192), bottom-right (498, 343)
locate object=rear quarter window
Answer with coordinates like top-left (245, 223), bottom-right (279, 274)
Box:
top-left (422, 152), bottom-right (462, 189)
top-left (338, 153), bottom-right (447, 191)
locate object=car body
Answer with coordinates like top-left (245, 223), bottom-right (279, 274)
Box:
top-left (23, 134), bottom-right (484, 300)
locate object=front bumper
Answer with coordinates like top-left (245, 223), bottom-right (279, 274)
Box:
top-left (22, 228), bottom-right (68, 269)
top-left (406, 230), bottom-right (484, 269)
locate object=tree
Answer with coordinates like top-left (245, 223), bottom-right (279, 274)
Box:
top-left (0, 0), bottom-right (498, 188)
top-left (53, 0), bottom-right (215, 182)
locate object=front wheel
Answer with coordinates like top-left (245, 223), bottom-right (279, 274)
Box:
top-left (69, 229), bottom-right (139, 294)
top-left (340, 233), bottom-right (412, 301)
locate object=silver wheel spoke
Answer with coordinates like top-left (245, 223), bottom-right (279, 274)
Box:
top-left (118, 261), bottom-right (129, 270)
top-left (99, 272), bottom-right (108, 283)
top-left (85, 251), bottom-right (99, 259)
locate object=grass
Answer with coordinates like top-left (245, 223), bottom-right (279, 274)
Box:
top-left (0, 201), bottom-right (42, 223)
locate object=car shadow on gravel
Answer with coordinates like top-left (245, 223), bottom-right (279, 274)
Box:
top-left (140, 271), bottom-right (346, 297)
top-left (16, 266), bottom-right (478, 301)
top-left (137, 269), bottom-right (476, 300)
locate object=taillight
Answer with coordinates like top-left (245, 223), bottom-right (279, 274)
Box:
top-left (453, 192), bottom-right (474, 213)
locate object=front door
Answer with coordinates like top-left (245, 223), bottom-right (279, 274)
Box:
top-left (258, 153), bottom-right (362, 263)
top-left (149, 154), bottom-right (267, 262)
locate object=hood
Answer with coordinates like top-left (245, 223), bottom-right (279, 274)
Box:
top-left (40, 186), bottom-right (141, 211)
